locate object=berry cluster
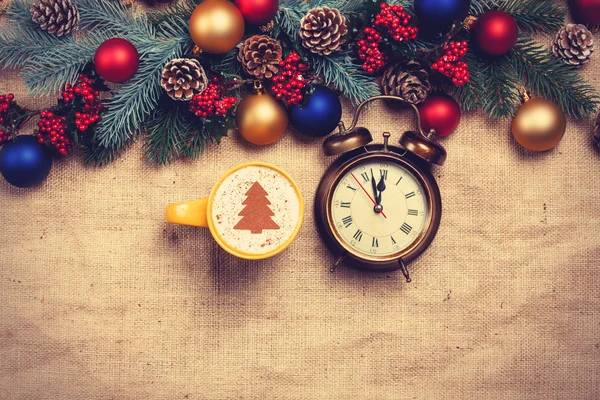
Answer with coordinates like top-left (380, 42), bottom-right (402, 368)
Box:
top-left (270, 52), bottom-right (310, 105)
top-left (62, 74), bottom-right (102, 132)
top-left (432, 41), bottom-right (470, 86)
top-left (358, 2), bottom-right (419, 75)
top-left (36, 111), bottom-right (70, 155)
top-left (374, 3), bottom-right (418, 42)
top-left (0, 93), bottom-right (14, 126)
top-left (357, 28), bottom-right (386, 74)
top-left (0, 129), bottom-right (8, 145)
top-left (189, 83), bottom-right (236, 118)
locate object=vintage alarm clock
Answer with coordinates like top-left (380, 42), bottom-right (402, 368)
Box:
top-left (315, 95), bottom-right (447, 282)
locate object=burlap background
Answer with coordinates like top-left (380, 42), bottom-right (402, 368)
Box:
top-left (1, 16), bottom-right (600, 399)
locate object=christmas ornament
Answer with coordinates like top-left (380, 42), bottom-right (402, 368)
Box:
top-left (289, 85), bottom-right (342, 138)
top-left (432, 41), bottom-right (470, 86)
top-left (474, 11), bottom-right (518, 57)
top-left (511, 92), bottom-right (566, 152)
top-left (166, 162), bottom-right (303, 260)
top-left (382, 61), bottom-right (431, 105)
top-left (234, 0), bottom-right (278, 26)
top-left (316, 96), bottom-right (446, 281)
top-left (160, 58), bottom-right (208, 101)
top-left (236, 82), bottom-right (288, 145)
top-left (30, 0), bottom-right (79, 37)
top-left (237, 35), bottom-right (282, 79)
top-left (552, 24), bottom-right (594, 67)
top-left (270, 52), bottom-right (310, 105)
top-left (0, 135), bottom-right (53, 188)
top-left (299, 7), bottom-right (348, 56)
top-left (189, 83), bottom-right (236, 118)
top-left (189, 0), bottom-right (245, 55)
top-left (417, 94), bottom-right (461, 137)
top-left (569, 0), bottom-right (600, 26)
top-left (414, 0), bottom-right (470, 31)
top-left (94, 38), bottom-right (139, 83)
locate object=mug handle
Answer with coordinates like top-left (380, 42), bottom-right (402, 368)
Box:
top-left (165, 198), bottom-right (209, 227)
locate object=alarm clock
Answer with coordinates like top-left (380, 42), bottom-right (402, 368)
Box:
top-left (314, 95), bottom-right (447, 282)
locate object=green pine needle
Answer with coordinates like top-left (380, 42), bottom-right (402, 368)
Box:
top-left (498, 0), bottom-right (566, 34)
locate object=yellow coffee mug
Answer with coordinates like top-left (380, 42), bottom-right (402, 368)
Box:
top-left (166, 162), bottom-right (304, 260)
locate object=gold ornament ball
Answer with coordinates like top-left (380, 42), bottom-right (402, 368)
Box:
top-left (236, 92), bottom-right (288, 145)
top-left (511, 97), bottom-right (566, 152)
top-left (189, 0), bottom-right (245, 54)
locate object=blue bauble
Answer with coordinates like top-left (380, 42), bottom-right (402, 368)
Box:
top-left (289, 85), bottom-right (342, 138)
top-left (414, 0), bottom-right (471, 31)
top-left (0, 135), bottom-right (53, 188)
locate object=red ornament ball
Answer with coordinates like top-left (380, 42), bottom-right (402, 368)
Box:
top-left (94, 38), bottom-right (140, 83)
top-left (417, 94), bottom-right (461, 137)
top-left (234, 0), bottom-right (278, 25)
top-left (569, 0), bottom-right (600, 25)
top-left (474, 10), bottom-right (518, 57)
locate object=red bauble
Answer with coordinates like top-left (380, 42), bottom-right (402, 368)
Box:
top-left (94, 38), bottom-right (140, 83)
top-left (234, 0), bottom-right (278, 25)
top-left (474, 11), bottom-right (518, 57)
top-left (569, 0), bottom-right (600, 25)
top-left (417, 94), bottom-right (461, 137)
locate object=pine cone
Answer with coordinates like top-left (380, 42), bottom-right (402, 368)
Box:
top-left (553, 24), bottom-right (594, 67)
top-left (381, 61), bottom-right (432, 104)
top-left (299, 7), bottom-right (348, 56)
top-left (30, 0), bottom-right (79, 37)
top-left (160, 58), bottom-right (208, 101)
top-left (237, 35), bottom-right (282, 79)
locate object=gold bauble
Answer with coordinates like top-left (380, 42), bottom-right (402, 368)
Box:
top-left (189, 0), bottom-right (245, 54)
top-left (236, 88), bottom-right (288, 145)
top-left (511, 96), bottom-right (566, 152)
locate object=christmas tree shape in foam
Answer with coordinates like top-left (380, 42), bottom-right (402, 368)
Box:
top-left (233, 182), bottom-right (280, 234)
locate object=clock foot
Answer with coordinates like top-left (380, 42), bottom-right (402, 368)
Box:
top-left (398, 259), bottom-right (412, 283)
top-left (331, 252), bottom-right (348, 273)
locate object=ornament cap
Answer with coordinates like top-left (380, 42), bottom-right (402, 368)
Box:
top-left (323, 126), bottom-right (373, 156)
top-left (399, 130), bottom-right (447, 166)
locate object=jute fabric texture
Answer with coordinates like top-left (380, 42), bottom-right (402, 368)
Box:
top-left (1, 24), bottom-right (599, 400)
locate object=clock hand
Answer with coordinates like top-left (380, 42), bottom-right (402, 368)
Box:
top-left (370, 169), bottom-right (379, 204)
top-left (350, 173), bottom-right (387, 219)
top-left (376, 174), bottom-right (386, 204)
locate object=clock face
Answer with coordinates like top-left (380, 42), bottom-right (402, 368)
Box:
top-left (329, 158), bottom-right (429, 259)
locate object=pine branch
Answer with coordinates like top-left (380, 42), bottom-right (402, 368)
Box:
top-left (275, 2), bottom-right (309, 42)
top-left (509, 38), bottom-right (599, 120)
top-left (451, 51), bottom-right (487, 113)
top-left (143, 101), bottom-right (191, 165)
top-left (22, 30), bottom-right (114, 95)
top-left (310, 50), bottom-right (380, 105)
top-left (6, 0), bottom-right (47, 31)
top-left (76, 0), bottom-right (154, 37)
top-left (479, 59), bottom-right (520, 119)
top-left (0, 25), bottom-right (65, 69)
top-left (94, 37), bottom-right (189, 150)
top-left (497, 0), bottom-right (566, 34)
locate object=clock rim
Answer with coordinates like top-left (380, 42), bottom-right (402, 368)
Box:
top-left (315, 144), bottom-right (442, 271)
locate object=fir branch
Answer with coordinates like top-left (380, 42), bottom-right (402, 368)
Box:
top-left (497, 0), bottom-right (565, 34)
top-left (6, 0), bottom-right (46, 31)
top-left (144, 101), bottom-right (191, 165)
top-left (22, 30), bottom-right (114, 95)
top-left (0, 24), bottom-right (65, 69)
top-left (451, 52), bottom-right (487, 113)
top-left (310, 50), bottom-right (380, 105)
top-left (180, 125), bottom-right (209, 160)
top-left (510, 38), bottom-right (599, 120)
top-left (146, 0), bottom-right (195, 25)
top-left (76, 0), bottom-right (154, 37)
top-left (94, 37), bottom-right (188, 150)
top-left (479, 59), bottom-right (520, 119)
top-left (211, 48), bottom-right (242, 77)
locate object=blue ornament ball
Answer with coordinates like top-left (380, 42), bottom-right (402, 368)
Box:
top-left (0, 135), bottom-right (53, 188)
top-left (289, 85), bottom-right (342, 138)
top-left (414, 0), bottom-right (471, 31)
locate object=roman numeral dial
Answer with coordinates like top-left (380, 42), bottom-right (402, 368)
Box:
top-left (330, 159), bottom-right (429, 258)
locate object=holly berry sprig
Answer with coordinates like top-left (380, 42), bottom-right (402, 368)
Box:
top-left (432, 41), bottom-right (470, 86)
top-left (358, 2), bottom-right (419, 75)
top-left (269, 52), bottom-right (311, 105)
top-left (189, 78), bottom-right (237, 118)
